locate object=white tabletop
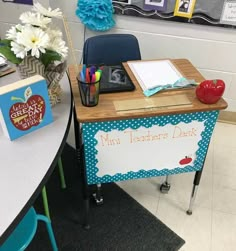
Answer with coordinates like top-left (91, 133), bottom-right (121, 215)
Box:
top-left (0, 71), bottom-right (72, 243)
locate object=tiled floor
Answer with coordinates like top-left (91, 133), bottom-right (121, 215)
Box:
top-left (117, 122), bottom-right (236, 251)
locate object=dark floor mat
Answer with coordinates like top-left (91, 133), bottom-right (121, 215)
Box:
top-left (29, 144), bottom-right (185, 251)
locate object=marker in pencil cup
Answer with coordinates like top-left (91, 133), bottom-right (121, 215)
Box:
top-left (77, 65), bottom-right (102, 107)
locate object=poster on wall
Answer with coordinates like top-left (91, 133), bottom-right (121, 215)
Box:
top-left (220, 0), bottom-right (236, 25)
top-left (174, 0), bottom-right (197, 18)
top-left (143, 0), bottom-right (167, 11)
top-left (2, 0), bottom-right (33, 5)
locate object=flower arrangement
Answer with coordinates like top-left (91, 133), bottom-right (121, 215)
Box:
top-left (0, 2), bottom-right (68, 67)
top-left (0, 2), bottom-right (69, 106)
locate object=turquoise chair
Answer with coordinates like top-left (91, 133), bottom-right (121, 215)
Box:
top-left (0, 207), bottom-right (58, 251)
top-left (42, 157), bottom-right (66, 220)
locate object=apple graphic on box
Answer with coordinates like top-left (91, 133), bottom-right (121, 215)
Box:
top-left (9, 94), bottom-right (46, 131)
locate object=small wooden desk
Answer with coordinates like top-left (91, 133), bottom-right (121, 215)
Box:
top-left (0, 73), bottom-right (72, 244)
top-left (69, 59), bottom-right (227, 227)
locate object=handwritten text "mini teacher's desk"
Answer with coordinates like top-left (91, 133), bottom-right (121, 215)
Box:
top-left (69, 59), bottom-right (227, 227)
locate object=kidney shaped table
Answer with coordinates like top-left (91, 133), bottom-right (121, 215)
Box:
top-left (0, 71), bottom-right (72, 245)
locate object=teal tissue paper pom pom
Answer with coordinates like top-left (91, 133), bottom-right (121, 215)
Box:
top-left (76, 0), bottom-right (115, 31)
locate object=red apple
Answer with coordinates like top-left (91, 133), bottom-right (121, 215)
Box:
top-left (196, 79), bottom-right (225, 104)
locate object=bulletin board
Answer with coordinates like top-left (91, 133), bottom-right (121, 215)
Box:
top-left (112, 0), bottom-right (236, 29)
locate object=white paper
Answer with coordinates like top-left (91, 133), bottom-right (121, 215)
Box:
top-left (127, 60), bottom-right (182, 91)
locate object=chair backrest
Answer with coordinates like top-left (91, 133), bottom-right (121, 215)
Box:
top-left (0, 207), bottom-right (58, 251)
top-left (82, 34), bottom-right (141, 65)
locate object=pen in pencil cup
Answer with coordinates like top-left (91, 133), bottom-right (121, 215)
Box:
top-left (77, 65), bottom-right (103, 106)
top-left (89, 74), bottom-right (97, 104)
top-left (80, 71), bottom-right (85, 82)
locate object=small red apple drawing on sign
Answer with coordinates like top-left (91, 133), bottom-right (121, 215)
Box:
top-left (9, 87), bottom-right (46, 131)
top-left (179, 156), bottom-right (193, 165)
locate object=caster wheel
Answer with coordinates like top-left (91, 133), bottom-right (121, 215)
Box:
top-left (186, 210), bottom-right (192, 215)
top-left (92, 193), bottom-right (104, 205)
top-left (160, 182), bottom-right (171, 194)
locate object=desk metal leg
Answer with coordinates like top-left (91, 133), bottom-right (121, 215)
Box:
top-left (186, 170), bottom-right (202, 215)
top-left (186, 141), bottom-right (210, 215)
top-left (73, 108), bottom-right (90, 229)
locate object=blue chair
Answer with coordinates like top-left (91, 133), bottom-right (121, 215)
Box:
top-left (83, 34), bottom-right (141, 65)
top-left (82, 34), bottom-right (141, 204)
top-left (0, 207), bottom-right (58, 251)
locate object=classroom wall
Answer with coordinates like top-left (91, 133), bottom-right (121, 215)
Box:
top-left (1, 0), bottom-right (236, 111)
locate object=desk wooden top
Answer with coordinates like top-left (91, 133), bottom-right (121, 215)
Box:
top-left (69, 59), bottom-right (227, 123)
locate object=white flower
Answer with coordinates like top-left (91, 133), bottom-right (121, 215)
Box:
top-left (46, 27), bottom-right (63, 39)
top-left (10, 41), bottom-right (28, 59)
top-left (0, 2), bottom-right (68, 67)
top-left (16, 26), bottom-right (49, 58)
top-left (6, 24), bottom-right (23, 40)
top-left (20, 12), bottom-right (51, 28)
top-left (47, 37), bottom-right (68, 59)
top-left (33, 2), bottom-right (62, 18)
top-left (45, 27), bottom-right (68, 58)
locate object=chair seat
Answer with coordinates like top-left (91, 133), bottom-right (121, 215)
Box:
top-left (0, 208), bottom-right (37, 251)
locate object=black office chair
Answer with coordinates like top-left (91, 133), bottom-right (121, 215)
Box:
top-left (82, 34), bottom-right (141, 65)
top-left (82, 34), bottom-right (141, 204)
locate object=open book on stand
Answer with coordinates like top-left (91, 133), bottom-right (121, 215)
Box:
top-left (126, 60), bottom-right (196, 96)
top-left (0, 75), bottom-right (53, 141)
top-left (127, 60), bottom-right (183, 91)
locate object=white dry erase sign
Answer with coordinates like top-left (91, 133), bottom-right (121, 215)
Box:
top-left (82, 111), bottom-right (219, 184)
top-left (94, 121), bottom-right (204, 177)
top-left (220, 0), bottom-right (236, 25)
